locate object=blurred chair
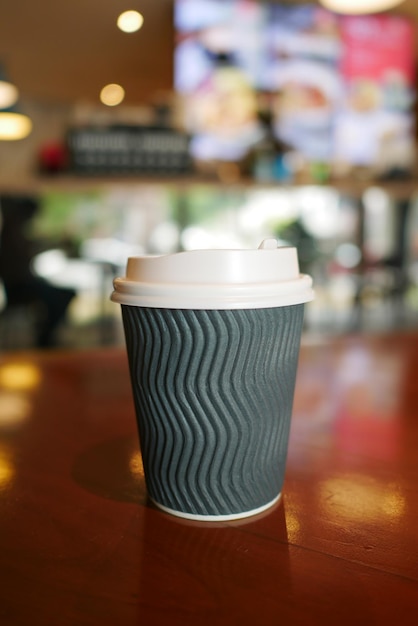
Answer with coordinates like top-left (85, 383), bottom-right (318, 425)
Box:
top-left (0, 195), bottom-right (76, 349)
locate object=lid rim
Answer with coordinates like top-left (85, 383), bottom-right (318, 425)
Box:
top-left (111, 294), bottom-right (314, 310)
top-left (111, 275), bottom-right (314, 310)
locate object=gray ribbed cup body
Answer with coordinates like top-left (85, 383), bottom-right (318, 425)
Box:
top-left (121, 304), bottom-right (304, 518)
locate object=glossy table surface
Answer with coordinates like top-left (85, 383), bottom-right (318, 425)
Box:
top-left (0, 331), bottom-right (417, 625)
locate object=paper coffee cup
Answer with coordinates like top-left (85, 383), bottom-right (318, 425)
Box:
top-left (111, 239), bottom-right (313, 521)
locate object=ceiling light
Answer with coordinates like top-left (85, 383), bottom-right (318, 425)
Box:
top-left (117, 10), bottom-right (144, 33)
top-left (319, 0), bottom-right (405, 14)
top-left (0, 111), bottom-right (32, 141)
top-left (100, 83), bottom-right (125, 106)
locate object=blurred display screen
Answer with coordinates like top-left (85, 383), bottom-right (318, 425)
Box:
top-left (174, 0), bottom-right (415, 174)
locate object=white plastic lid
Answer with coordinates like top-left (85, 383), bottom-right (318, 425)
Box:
top-left (111, 238), bottom-right (314, 310)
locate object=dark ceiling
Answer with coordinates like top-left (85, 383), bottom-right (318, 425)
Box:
top-left (0, 0), bottom-right (174, 107)
top-left (0, 0), bottom-right (417, 108)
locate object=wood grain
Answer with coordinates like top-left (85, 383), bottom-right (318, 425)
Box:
top-left (0, 333), bottom-right (418, 625)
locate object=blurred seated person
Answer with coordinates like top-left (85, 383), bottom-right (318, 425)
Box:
top-left (0, 194), bottom-right (76, 348)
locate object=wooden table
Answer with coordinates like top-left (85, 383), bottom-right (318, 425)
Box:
top-left (0, 332), bottom-right (417, 625)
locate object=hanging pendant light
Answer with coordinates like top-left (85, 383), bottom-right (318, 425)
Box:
top-left (0, 81), bottom-right (18, 109)
top-left (319, 0), bottom-right (405, 14)
top-left (0, 64), bottom-right (19, 109)
top-left (0, 63), bottom-right (32, 140)
top-left (0, 107), bottom-right (32, 141)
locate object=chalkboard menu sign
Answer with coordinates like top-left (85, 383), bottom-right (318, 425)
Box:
top-left (67, 125), bottom-right (193, 176)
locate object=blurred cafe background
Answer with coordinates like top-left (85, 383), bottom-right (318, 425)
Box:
top-left (1, 0), bottom-right (418, 351)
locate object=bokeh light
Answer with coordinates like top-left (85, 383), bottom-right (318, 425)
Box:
top-left (0, 363), bottom-right (41, 390)
top-left (117, 10), bottom-right (144, 33)
top-left (100, 83), bottom-right (125, 107)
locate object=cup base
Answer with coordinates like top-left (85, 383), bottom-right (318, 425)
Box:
top-left (150, 493), bottom-right (282, 522)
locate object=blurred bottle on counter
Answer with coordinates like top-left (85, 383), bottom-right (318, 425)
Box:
top-left (252, 102), bottom-right (293, 183)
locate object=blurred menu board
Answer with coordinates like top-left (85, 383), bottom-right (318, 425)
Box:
top-left (67, 126), bottom-right (193, 176)
top-left (335, 14), bottom-right (415, 172)
top-left (174, 0), bottom-right (415, 176)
